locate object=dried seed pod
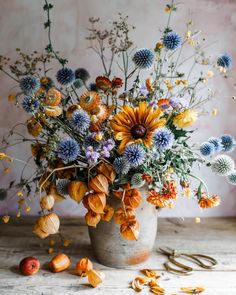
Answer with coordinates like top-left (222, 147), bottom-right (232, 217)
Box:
top-left (114, 207), bottom-right (136, 225)
top-left (40, 194), bottom-right (55, 210)
top-left (97, 162), bottom-right (116, 183)
top-left (33, 213), bottom-right (60, 239)
top-left (48, 253), bottom-right (71, 273)
top-left (101, 204), bottom-right (114, 222)
top-left (88, 192), bottom-right (106, 214)
top-left (89, 174), bottom-right (109, 195)
top-left (68, 181), bottom-right (88, 203)
top-left (120, 217), bottom-right (140, 241)
top-left (87, 269), bottom-right (105, 288)
top-left (85, 210), bottom-right (101, 227)
top-left (124, 189), bottom-right (142, 209)
top-left (75, 258), bottom-right (93, 276)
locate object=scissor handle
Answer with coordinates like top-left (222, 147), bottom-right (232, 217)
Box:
top-left (163, 261), bottom-right (193, 276)
top-left (183, 253), bottom-right (218, 269)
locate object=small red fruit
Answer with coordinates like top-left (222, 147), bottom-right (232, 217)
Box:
top-left (19, 256), bottom-right (40, 276)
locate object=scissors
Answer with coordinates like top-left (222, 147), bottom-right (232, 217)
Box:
top-left (159, 247), bottom-right (218, 275)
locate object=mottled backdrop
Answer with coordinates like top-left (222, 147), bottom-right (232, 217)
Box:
top-left (0, 0), bottom-right (236, 217)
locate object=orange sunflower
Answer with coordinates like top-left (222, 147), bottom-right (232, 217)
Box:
top-left (110, 102), bottom-right (166, 153)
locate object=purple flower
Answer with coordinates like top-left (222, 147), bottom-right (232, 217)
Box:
top-left (101, 147), bottom-right (110, 158)
top-left (139, 85), bottom-right (148, 97)
top-left (169, 97), bottom-right (180, 109)
top-left (104, 139), bottom-right (115, 151)
top-left (85, 146), bottom-right (100, 165)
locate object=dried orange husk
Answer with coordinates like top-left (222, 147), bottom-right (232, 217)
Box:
top-left (33, 213), bottom-right (60, 239)
top-left (88, 192), bottom-right (106, 214)
top-left (48, 253), bottom-right (71, 273)
top-left (180, 287), bottom-right (205, 294)
top-left (114, 206), bottom-right (136, 225)
top-left (44, 106), bottom-right (62, 117)
top-left (87, 269), bottom-right (105, 288)
top-left (82, 194), bottom-right (90, 210)
top-left (68, 180), bottom-right (88, 204)
top-left (80, 91), bottom-right (100, 112)
top-left (75, 258), bottom-right (93, 276)
top-left (40, 194), bottom-right (55, 210)
top-left (89, 174), bottom-right (109, 195)
top-left (85, 210), bottom-right (101, 227)
top-left (48, 185), bottom-right (66, 202)
top-left (131, 277), bottom-right (150, 292)
top-left (66, 104), bottom-right (80, 119)
top-left (141, 269), bottom-right (160, 279)
top-left (96, 162), bottom-right (116, 183)
top-left (27, 117), bottom-right (42, 137)
top-left (150, 284), bottom-right (166, 295)
top-left (101, 204), bottom-right (114, 222)
top-left (120, 217), bottom-right (140, 240)
top-left (45, 88), bottom-right (62, 106)
top-left (89, 121), bottom-right (102, 132)
top-left (31, 143), bottom-right (46, 159)
top-left (124, 189), bottom-right (142, 209)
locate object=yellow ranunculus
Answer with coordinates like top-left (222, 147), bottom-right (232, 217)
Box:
top-left (173, 109), bottom-right (198, 128)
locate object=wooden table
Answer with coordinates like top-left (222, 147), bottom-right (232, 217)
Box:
top-left (0, 218), bottom-right (235, 294)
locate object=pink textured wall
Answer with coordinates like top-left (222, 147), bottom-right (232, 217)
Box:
top-left (0, 0), bottom-right (236, 218)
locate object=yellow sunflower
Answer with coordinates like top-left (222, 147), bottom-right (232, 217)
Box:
top-left (110, 102), bottom-right (166, 153)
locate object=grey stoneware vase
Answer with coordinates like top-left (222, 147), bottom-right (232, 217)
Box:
top-left (88, 187), bottom-right (158, 268)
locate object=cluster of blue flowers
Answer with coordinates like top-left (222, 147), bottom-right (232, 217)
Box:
top-left (132, 48), bottom-right (155, 69)
top-left (21, 96), bottom-right (40, 114)
top-left (153, 128), bottom-right (175, 152)
top-left (56, 67), bottom-right (90, 87)
top-left (57, 138), bottom-right (80, 163)
top-left (200, 134), bottom-right (236, 157)
top-left (70, 109), bottom-right (90, 132)
top-left (163, 32), bottom-right (182, 50)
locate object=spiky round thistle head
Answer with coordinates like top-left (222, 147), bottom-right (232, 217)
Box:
top-left (153, 128), bottom-right (175, 152)
top-left (21, 96), bottom-right (40, 114)
top-left (56, 67), bottom-right (75, 86)
top-left (70, 109), bottom-right (90, 132)
top-left (200, 142), bottom-right (215, 156)
top-left (227, 170), bottom-right (236, 185)
top-left (132, 48), bottom-right (155, 69)
top-left (75, 68), bottom-right (90, 82)
top-left (211, 155), bottom-right (235, 176)
top-left (89, 82), bottom-right (98, 91)
top-left (217, 53), bottom-right (233, 69)
top-left (123, 143), bottom-right (146, 167)
top-left (131, 173), bottom-right (145, 188)
top-left (56, 179), bottom-right (70, 196)
top-left (57, 138), bottom-right (80, 163)
top-left (19, 76), bottom-right (40, 95)
top-left (73, 79), bottom-right (84, 89)
top-left (163, 32), bottom-right (182, 50)
top-left (220, 134), bottom-right (236, 153)
top-left (208, 137), bottom-right (223, 153)
top-left (113, 157), bottom-right (130, 175)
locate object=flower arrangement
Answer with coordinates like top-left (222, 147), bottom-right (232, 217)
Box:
top-left (0, 0), bottom-right (235, 241)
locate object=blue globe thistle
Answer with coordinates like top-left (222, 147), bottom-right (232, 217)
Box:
top-left (113, 157), bottom-right (130, 175)
top-left (73, 79), bottom-right (84, 89)
top-left (70, 109), bottom-right (90, 132)
top-left (220, 134), bottom-right (236, 153)
top-left (75, 68), bottom-right (90, 82)
top-left (21, 96), bottom-right (40, 114)
top-left (89, 82), bottom-right (98, 91)
top-left (153, 128), bottom-right (175, 152)
top-left (56, 179), bottom-right (70, 196)
top-left (217, 53), bottom-right (233, 69)
top-left (56, 67), bottom-right (75, 86)
top-left (208, 137), bottom-right (223, 153)
top-left (200, 142), bottom-right (215, 156)
top-left (133, 48), bottom-right (155, 69)
top-left (57, 138), bottom-right (80, 163)
top-left (211, 155), bottom-right (235, 176)
top-left (123, 144), bottom-right (146, 167)
top-left (227, 170), bottom-right (236, 185)
top-left (19, 75), bottom-right (40, 95)
top-left (163, 32), bottom-right (182, 50)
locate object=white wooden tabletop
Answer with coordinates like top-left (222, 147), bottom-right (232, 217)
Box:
top-left (0, 217), bottom-right (235, 295)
